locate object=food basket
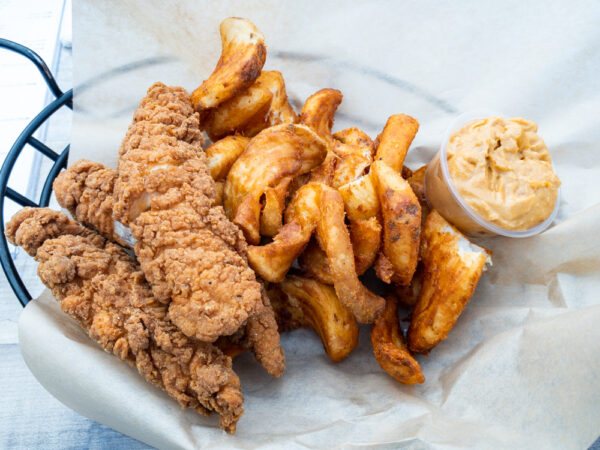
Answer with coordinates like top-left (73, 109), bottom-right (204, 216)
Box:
top-left (0, 39), bottom-right (72, 306)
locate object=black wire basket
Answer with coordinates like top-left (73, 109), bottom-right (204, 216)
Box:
top-left (0, 39), bottom-right (72, 306)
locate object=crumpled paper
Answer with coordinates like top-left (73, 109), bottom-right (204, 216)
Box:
top-left (18, 0), bottom-right (600, 448)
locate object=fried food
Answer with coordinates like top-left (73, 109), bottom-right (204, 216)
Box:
top-left (205, 136), bottom-right (250, 181)
top-left (374, 114), bottom-right (419, 172)
top-left (407, 164), bottom-right (430, 226)
top-left (247, 182), bottom-right (321, 282)
top-left (408, 210), bottom-right (491, 353)
top-left (372, 160), bottom-right (421, 285)
top-left (6, 208), bottom-right (244, 433)
top-left (297, 238), bottom-right (334, 284)
top-left (331, 127), bottom-right (374, 188)
top-left (371, 296), bottom-right (424, 385)
top-left (394, 264), bottom-right (423, 307)
top-left (316, 186), bottom-right (385, 323)
top-left (269, 275), bottom-right (359, 362)
top-left (54, 158), bottom-right (285, 377)
top-left (350, 217), bottom-right (382, 275)
top-left (201, 78), bottom-right (273, 141)
top-left (112, 83), bottom-right (264, 343)
top-left (260, 71), bottom-right (297, 126)
top-left (191, 18), bottom-right (266, 111)
top-left (224, 124), bottom-right (327, 244)
top-left (338, 172), bottom-right (380, 221)
top-left (260, 177), bottom-right (291, 236)
top-left (300, 88), bottom-right (343, 139)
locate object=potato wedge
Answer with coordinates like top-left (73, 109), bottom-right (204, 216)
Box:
top-left (205, 136), bottom-right (250, 181)
top-left (371, 296), bottom-right (424, 384)
top-left (300, 88), bottom-right (343, 139)
top-left (224, 124), bottom-right (327, 244)
top-left (191, 18), bottom-right (266, 110)
top-left (374, 114), bottom-right (419, 172)
top-left (316, 186), bottom-right (385, 323)
top-left (407, 210), bottom-right (491, 353)
top-left (298, 238), bottom-right (334, 285)
top-left (331, 129), bottom-right (374, 189)
top-left (394, 264), bottom-right (423, 307)
top-left (372, 160), bottom-right (421, 285)
top-left (338, 172), bottom-right (380, 222)
top-left (201, 76), bottom-right (273, 141)
top-left (270, 275), bottom-right (359, 362)
top-left (260, 178), bottom-right (291, 236)
top-left (248, 182), bottom-right (321, 282)
top-left (261, 71), bottom-right (297, 126)
top-left (350, 217), bottom-right (382, 275)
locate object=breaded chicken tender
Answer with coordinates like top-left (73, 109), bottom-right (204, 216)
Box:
top-left (53, 159), bottom-right (285, 377)
top-left (5, 208), bottom-right (243, 433)
top-left (112, 83), bottom-right (264, 343)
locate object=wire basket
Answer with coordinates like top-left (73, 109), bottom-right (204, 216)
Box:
top-left (0, 39), bottom-right (72, 306)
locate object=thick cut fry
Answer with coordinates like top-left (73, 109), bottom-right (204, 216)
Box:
top-left (408, 210), bottom-right (491, 353)
top-left (300, 88), bottom-right (343, 139)
top-left (270, 275), bottom-right (359, 362)
top-left (371, 296), bottom-right (425, 384)
top-left (201, 78), bottom-right (273, 141)
top-left (408, 164), bottom-right (430, 226)
top-left (331, 128), bottom-right (374, 189)
top-left (374, 114), bottom-right (419, 172)
top-left (260, 178), bottom-right (291, 236)
top-left (309, 151), bottom-right (338, 185)
top-left (205, 136), bottom-right (250, 180)
top-left (248, 183), bottom-right (321, 282)
top-left (316, 186), bottom-right (385, 323)
top-left (298, 238), bottom-right (334, 285)
top-left (191, 18), bottom-right (266, 110)
top-left (395, 264), bottom-right (423, 307)
top-left (261, 71), bottom-right (297, 126)
top-left (372, 160), bottom-right (421, 285)
top-left (350, 217), bottom-right (382, 275)
top-left (224, 124), bottom-right (327, 244)
top-left (338, 172), bottom-right (380, 222)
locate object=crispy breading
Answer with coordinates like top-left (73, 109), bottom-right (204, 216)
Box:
top-left (372, 160), bottom-right (421, 285)
top-left (112, 82), bottom-right (263, 343)
top-left (268, 275), bottom-right (359, 362)
top-left (54, 159), bottom-right (284, 377)
top-left (224, 124), bottom-right (327, 244)
top-left (6, 208), bottom-right (244, 433)
top-left (191, 18), bottom-right (266, 111)
top-left (407, 210), bottom-right (491, 353)
top-left (374, 114), bottom-right (419, 172)
top-left (371, 296), bottom-right (424, 385)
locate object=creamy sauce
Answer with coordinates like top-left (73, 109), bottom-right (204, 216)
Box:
top-left (446, 117), bottom-right (561, 231)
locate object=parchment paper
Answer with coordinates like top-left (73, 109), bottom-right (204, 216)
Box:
top-left (18, 1), bottom-right (600, 448)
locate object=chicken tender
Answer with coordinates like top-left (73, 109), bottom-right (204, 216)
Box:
top-left (6, 208), bottom-right (243, 433)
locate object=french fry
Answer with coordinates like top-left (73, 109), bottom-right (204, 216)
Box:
top-left (316, 186), bottom-right (385, 323)
top-left (248, 182), bottom-right (321, 282)
top-left (408, 164), bottom-right (430, 227)
top-left (394, 264), bottom-right (423, 307)
top-left (224, 124), bottom-right (327, 244)
top-left (350, 217), bottom-right (382, 275)
top-left (372, 160), bottom-right (421, 285)
top-left (298, 238), bottom-right (334, 284)
top-left (374, 114), bottom-right (419, 172)
top-left (191, 18), bottom-right (266, 110)
top-left (331, 128), bottom-right (374, 189)
top-left (205, 136), bottom-right (250, 181)
top-left (261, 71), bottom-right (297, 127)
top-left (300, 88), bottom-right (343, 139)
top-left (260, 178), bottom-right (291, 236)
top-left (201, 75), bottom-right (273, 141)
top-left (338, 172), bottom-right (380, 222)
top-left (371, 296), bottom-right (425, 384)
top-left (269, 275), bottom-right (359, 362)
top-left (407, 210), bottom-right (491, 353)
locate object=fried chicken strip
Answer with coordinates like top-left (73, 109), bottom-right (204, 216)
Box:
top-left (112, 83), bottom-right (263, 343)
top-left (6, 208), bottom-right (243, 433)
top-left (53, 159), bottom-right (285, 377)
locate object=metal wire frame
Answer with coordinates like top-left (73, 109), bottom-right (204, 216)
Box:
top-left (0, 38), bottom-right (72, 306)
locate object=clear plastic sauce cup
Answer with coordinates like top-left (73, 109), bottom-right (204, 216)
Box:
top-left (424, 111), bottom-right (561, 238)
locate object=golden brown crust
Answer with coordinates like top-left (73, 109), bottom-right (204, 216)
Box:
top-left (300, 88), bottom-right (343, 139)
top-left (113, 82), bottom-right (263, 343)
top-left (6, 208), bottom-right (243, 433)
top-left (371, 296), bottom-right (424, 384)
top-left (407, 210), bottom-right (490, 353)
top-left (374, 114), bottom-right (419, 172)
top-left (191, 18), bottom-right (266, 111)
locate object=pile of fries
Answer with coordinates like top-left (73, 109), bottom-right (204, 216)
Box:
top-left (193, 18), bottom-right (492, 384)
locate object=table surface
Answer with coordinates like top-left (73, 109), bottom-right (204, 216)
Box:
top-left (1, 3), bottom-right (599, 449)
